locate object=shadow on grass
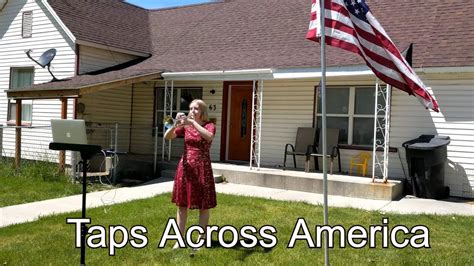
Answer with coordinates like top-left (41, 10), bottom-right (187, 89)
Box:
top-left (189, 238), bottom-right (273, 261)
top-left (207, 238), bottom-right (273, 252)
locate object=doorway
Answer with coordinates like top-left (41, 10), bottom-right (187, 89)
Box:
top-left (227, 84), bottom-right (253, 161)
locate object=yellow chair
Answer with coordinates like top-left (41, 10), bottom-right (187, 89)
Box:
top-left (349, 152), bottom-right (371, 176)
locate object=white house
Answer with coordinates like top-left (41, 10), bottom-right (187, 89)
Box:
top-left (1, 0), bottom-right (473, 198)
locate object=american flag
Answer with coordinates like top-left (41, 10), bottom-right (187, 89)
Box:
top-left (307, 0), bottom-right (439, 112)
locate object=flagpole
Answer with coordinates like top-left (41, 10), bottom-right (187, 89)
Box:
top-left (319, 0), bottom-right (329, 265)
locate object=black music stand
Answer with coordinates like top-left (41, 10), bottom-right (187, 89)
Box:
top-left (49, 143), bottom-right (101, 266)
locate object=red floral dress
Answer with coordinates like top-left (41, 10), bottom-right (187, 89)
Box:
top-left (172, 122), bottom-right (217, 209)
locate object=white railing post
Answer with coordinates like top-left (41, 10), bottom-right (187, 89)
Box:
top-left (372, 80), bottom-right (391, 183)
top-left (250, 80), bottom-right (263, 170)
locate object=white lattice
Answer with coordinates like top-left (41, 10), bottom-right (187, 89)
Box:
top-left (250, 80), bottom-right (264, 170)
top-left (161, 80), bottom-right (174, 161)
top-left (372, 81), bottom-right (391, 183)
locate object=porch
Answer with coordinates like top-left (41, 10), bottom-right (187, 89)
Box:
top-left (155, 161), bottom-right (403, 201)
top-left (212, 163), bottom-right (403, 201)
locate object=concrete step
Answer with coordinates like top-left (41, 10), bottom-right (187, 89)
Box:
top-left (212, 163), bottom-right (403, 200)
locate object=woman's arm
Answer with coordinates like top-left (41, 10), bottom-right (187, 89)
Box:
top-left (164, 112), bottom-right (186, 140)
top-left (183, 118), bottom-right (214, 142)
top-left (164, 126), bottom-right (178, 140)
top-left (191, 121), bottom-right (214, 142)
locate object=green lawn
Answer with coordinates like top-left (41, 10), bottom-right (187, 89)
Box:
top-left (0, 193), bottom-right (472, 265)
top-left (0, 159), bottom-right (109, 207)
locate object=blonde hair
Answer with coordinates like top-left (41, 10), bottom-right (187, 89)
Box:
top-left (190, 99), bottom-right (209, 122)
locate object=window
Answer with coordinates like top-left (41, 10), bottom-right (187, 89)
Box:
top-left (314, 86), bottom-right (385, 146)
top-left (22, 11), bottom-right (33, 38)
top-left (8, 67), bottom-right (34, 124)
top-left (8, 100), bottom-right (33, 123)
top-left (154, 87), bottom-right (203, 135)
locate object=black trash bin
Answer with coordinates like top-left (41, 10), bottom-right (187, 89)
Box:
top-left (402, 135), bottom-right (450, 199)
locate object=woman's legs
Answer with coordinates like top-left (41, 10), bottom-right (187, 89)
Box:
top-left (174, 207), bottom-right (188, 249)
top-left (177, 207), bottom-right (188, 236)
top-left (199, 209), bottom-right (210, 241)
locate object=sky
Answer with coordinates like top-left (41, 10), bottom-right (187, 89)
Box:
top-left (125, 0), bottom-right (216, 9)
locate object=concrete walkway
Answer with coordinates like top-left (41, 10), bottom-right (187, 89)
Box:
top-left (1, 180), bottom-right (473, 228)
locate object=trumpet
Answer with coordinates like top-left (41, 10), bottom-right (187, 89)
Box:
top-left (173, 114), bottom-right (187, 126)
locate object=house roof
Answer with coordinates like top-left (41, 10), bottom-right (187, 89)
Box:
top-left (7, 0), bottom-right (474, 99)
top-left (44, 0), bottom-right (474, 71)
top-left (47, 0), bottom-right (151, 55)
top-left (141, 0), bottom-right (474, 72)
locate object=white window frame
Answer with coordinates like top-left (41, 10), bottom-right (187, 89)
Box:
top-left (7, 99), bottom-right (33, 125)
top-left (7, 67), bottom-right (35, 125)
top-left (154, 87), bottom-right (203, 134)
top-left (315, 86), bottom-right (384, 146)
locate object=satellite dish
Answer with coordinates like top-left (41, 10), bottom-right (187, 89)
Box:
top-left (37, 48), bottom-right (56, 67)
top-left (25, 48), bottom-right (59, 81)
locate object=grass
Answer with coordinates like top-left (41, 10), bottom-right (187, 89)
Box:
top-left (0, 159), bottom-right (108, 207)
top-left (0, 193), bottom-right (472, 265)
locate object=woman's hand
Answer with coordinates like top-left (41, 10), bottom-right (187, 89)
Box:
top-left (174, 112), bottom-right (186, 127)
top-left (182, 116), bottom-right (195, 126)
top-left (175, 112), bottom-right (186, 120)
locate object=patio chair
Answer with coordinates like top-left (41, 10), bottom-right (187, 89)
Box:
top-left (283, 127), bottom-right (318, 170)
top-left (349, 151), bottom-right (371, 176)
top-left (305, 128), bottom-right (341, 174)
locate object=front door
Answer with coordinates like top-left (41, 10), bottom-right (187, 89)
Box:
top-left (228, 85), bottom-right (253, 161)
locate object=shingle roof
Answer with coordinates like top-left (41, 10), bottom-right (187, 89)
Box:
top-left (8, 58), bottom-right (160, 94)
top-left (8, 0), bottom-right (474, 97)
top-left (141, 0), bottom-right (474, 72)
top-left (48, 0), bottom-right (151, 55)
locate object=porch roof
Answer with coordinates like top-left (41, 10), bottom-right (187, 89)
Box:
top-left (5, 67), bottom-right (162, 99)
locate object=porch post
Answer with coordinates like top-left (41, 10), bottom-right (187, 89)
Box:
top-left (250, 80), bottom-right (264, 170)
top-left (371, 81), bottom-right (391, 183)
top-left (161, 80), bottom-right (174, 161)
top-left (59, 98), bottom-right (67, 172)
top-left (15, 100), bottom-right (22, 170)
top-left (161, 81), bottom-right (168, 160)
top-left (250, 81), bottom-right (256, 169)
top-left (168, 80), bottom-right (174, 161)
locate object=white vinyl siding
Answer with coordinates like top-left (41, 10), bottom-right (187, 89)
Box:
top-left (78, 45), bottom-right (140, 74)
top-left (257, 79), bottom-right (380, 175)
top-left (77, 85), bottom-right (133, 152)
top-left (259, 79), bottom-right (315, 167)
top-left (129, 82), bottom-right (155, 154)
top-left (0, 0), bottom-right (76, 162)
top-left (389, 79), bottom-right (474, 198)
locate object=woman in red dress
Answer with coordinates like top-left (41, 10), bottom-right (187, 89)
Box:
top-left (164, 99), bottom-right (217, 248)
